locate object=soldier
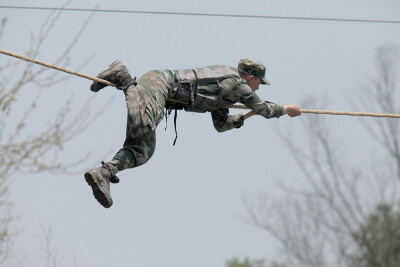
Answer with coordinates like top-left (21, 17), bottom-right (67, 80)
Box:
top-left (84, 58), bottom-right (301, 208)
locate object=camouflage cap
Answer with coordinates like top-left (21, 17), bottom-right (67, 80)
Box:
top-left (237, 58), bottom-right (270, 85)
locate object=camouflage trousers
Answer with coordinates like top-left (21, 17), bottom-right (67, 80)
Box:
top-left (110, 70), bottom-right (173, 171)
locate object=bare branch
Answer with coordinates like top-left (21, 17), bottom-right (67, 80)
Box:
top-left (0, 2), bottom-right (107, 265)
top-left (357, 45), bottom-right (400, 179)
top-left (247, 45), bottom-right (400, 267)
top-left (37, 224), bottom-right (62, 267)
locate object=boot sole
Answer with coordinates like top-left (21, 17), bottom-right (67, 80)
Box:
top-left (90, 60), bottom-right (122, 92)
top-left (84, 172), bottom-right (113, 208)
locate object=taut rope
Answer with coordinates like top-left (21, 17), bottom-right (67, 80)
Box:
top-left (228, 105), bottom-right (400, 118)
top-left (1, 48), bottom-right (399, 119)
top-left (0, 49), bottom-right (116, 87)
top-left (300, 109), bottom-right (400, 118)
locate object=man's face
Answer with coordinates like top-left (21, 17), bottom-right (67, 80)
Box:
top-left (246, 75), bottom-right (262, 92)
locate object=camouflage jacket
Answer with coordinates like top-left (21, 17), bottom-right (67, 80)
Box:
top-left (165, 65), bottom-right (284, 132)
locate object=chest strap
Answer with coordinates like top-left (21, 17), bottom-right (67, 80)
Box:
top-left (190, 69), bottom-right (198, 110)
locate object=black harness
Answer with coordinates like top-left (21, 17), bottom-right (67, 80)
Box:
top-left (165, 69), bottom-right (199, 145)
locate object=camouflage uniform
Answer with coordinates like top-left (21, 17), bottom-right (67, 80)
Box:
top-left (86, 58), bottom-right (284, 208)
top-left (111, 61), bottom-right (283, 171)
top-left (110, 70), bottom-right (169, 171)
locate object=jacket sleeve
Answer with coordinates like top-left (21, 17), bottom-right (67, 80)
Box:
top-left (241, 93), bottom-right (284, 119)
top-left (234, 82), bottom-right (284, 119)
top-left (211, 108), bottom-right (244, 132)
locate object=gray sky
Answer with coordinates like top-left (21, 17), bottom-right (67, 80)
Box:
top-left (2, 0), bottom-right (400, 266)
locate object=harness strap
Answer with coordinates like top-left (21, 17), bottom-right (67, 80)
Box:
top-left (173, 109), bottom-right (178, 146)
top-left (165, 108), bottom-right (179, 146)
top-left (190, 69), bottom-right (199, 110)
top-left (174, 70), bottom-right (182, 96)
top-left (165, 70), bottom-right (198, 146)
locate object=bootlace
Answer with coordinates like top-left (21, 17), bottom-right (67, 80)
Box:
top-left (101, 161), bottom-right (120, 184)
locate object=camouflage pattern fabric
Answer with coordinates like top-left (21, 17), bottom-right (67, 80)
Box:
top-left (237, 58), bottom-right (270, 85)
top-left (111, 70), bottom-right (170, 171)
top-left (170, 65), bottom-right (284, 129)
top-left (109, 65), bottom-right (283, 171)
top-left (211, 108), bottom-right (245, 132)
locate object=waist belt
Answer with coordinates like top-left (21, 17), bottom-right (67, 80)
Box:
top-left (166, 69), bottom-right (199, 146)
top-left (173, 69), bottom-right (199, 109)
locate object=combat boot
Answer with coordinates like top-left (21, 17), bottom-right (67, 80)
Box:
top-left (84, 161), bottom-right (120, 208)
top-left (90, 60), bottom-right (137, 92)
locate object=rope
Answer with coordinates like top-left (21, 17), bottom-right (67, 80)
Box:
top-left (300, 109), bottom-right (400, 118)
top-left (0, 49), bottom-right (116, 87)
top-left (1, 48), bottom-right (399, 119)
top-left (228, 104), bottom-right (400, 118)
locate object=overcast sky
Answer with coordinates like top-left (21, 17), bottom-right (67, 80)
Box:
top-left (1, 1), bottom-right (400, 267)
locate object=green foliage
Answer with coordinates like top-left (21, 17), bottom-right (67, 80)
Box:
top-left (226, 258), bottom-right (266, 267)
top-left (225, 257), bottom-right (286, 267)
top-left (348, 203), bottom-right (400, 267)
